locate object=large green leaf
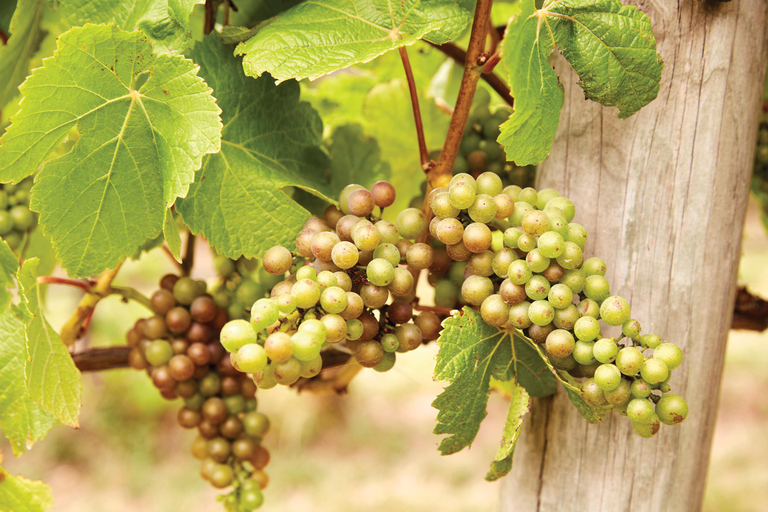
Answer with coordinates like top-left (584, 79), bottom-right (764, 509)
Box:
top-left (0, 467), bottom-right (53, 512)
top-left (235, 0), bottom-right (471, 83)
top-left (0, 0), bottom-right (45, 107)
top-left (485, 379), bottom-right (530, 481)
top-left (0, 240), bottom-right (19, 309)
top-left (498, 0), bottom-right (662, 165)
top-left (17, 259), bottom-right (81, 427)
top-left (327, 124), bottom-right (391, 192)
top-left (432, 307), bottom-right (554, 456)
top-left (177, 35), bottom-right (332, 259)
top-left (0, 307), bottom-right (54, 456)
top-left (0, 24), bottom-right (221, 276)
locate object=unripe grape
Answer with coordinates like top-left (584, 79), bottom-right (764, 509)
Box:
top-left (615, 346), bottom-right (644, 376)
top-left (600, 296), bottom-right (631, 326)
top-left (573, 340), bottom-right (597, 365)
top-left (406, 243), bottom-right (434, 270)
top-left (461, 275), bottom-right (494, 306)
top-left (396, 208), bottom-right (428, 239)
top-left (561, 269), bottom-right (586, 294)
top-left (347, 188), bottom-right (375, 217)
top-left (653, 343), bottom-right (683, 370)
top-left (503, 227), bottom-right (523, 249)
top-left (545, 329), bottom-right (575, 358)
top-left (468, 251), bottom-right (494, 277)
top-left (263, 246), bottom-right (293, 275)
top-left (492, 248), bottom-right (517, 278)
top-left (655, 394), bottom-right (688, 425)
top-left (640, 358), bottom-right (669, 385)
top-left (251, 299), bottom-right (279, 331)
top-left (552, 304), bottom-right (579, 330)
top-left (503, 185), bottom-right (522, 201)
top-left (593, 338), bottom-right (619, 363)
top-left (265, 332), bottom-right (293, 362)
top-left (432, 191), bottom-right (460, 219)
top-left (627, 398), bottom-right (656, 423)
top-left (528, 300), bottom-right (554, 326)
top-left (535, 231), bottom-right (564, 259)
top-left (381, 333), bottom-right (400, 353)
top-left (584, 275), bottom-right (610, 303)
top-left (518, 187), bottom-right (537, 205)
top-left (577, 298), bottom-right (599, 319)
top-left (631, 379), bottom-right (652, 399)
top-left (373, 243), bottom-right (400, 267)
top-left (509, 201), bottom-right (534, 226)
top-left (544, 197), bottom-right (575, 222)
top-left (632, 415), bottom-right (661, 438)
top-left (507, 259), bottom-right (532, 285)
top-left (296, 265), bottom-right (317, 282)
top-left (291, 279), bottom-right (321, 309)
top-left (525, 275), bottom-right (550, 301)
top-left (468, 194), bottom-right (497, 223)
top-left (556, 241), bottom-right (583, 270)
top-left (574, 316), bottom-right (600, 341)
top-left (481, 294), bottom-right (511, 327)
top-left (353, 221), bottom-right (381, 251)
top-left (603, 377), bottom-right (632, 407)
top-left (476, 171), bottom-right (503, 196)
top-left (525, 248), bottom-right (550, 273)
top-left (522, 210), bottom-right (550, 236)
top-left (516, 233), bottom-right (536, 252)
top-left (582, 378), bottom-right (606, 406)
top-left (374, 351), bottom-right (397, 372)
top-left (388, 267), bottom-right (414, 296)
top-left (549, 353), bottom-right (578, 371)
top-left (375, 220), bottom-right (399, 246)
top-left (463, 222), bottom-right (492, 253)
top-left (582, 257), bottom-right (606, 277)
top-left (316, 270), bottom-right (338, 289)
top-left (449, 172), bottom-right (478, 190)
top-left (622, 319), bottom-right (642, 339)
top-left (638, 334), bottom-right (662, 349)
top-left (566, 223), bottom-right (588, 248)
top-left (594, 363), bottom-right (622, 391)
top-left (146, 340), bottom-right (174, 367)
top-left (547, 283), bottom-right (573, 309)
top-left (291, 332), bottom-right (322, 362)
top-left (508, 301), bottom-right (532, 329)
top-left (320, 286), bottom-right (348, 314)
top-left (366, 258), bottom-right (395, 287)
top-left (220, 320), bottom-right (257, 353)
top-left (494, 194), bottom-right (515, 219)
top-left (236, 344), bottom-right (268, 373)
top-left (273, 357), bottom-right (302, 385)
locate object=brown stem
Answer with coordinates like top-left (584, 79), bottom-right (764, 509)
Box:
top-left (732, 286), bottom-right (768, 331)
top-left (488, 16), bottom-right (501, 53)
top-left (399, 46), bottom-right (430, 169)
top-left (427, 41), bottom-right (513, 108)
top-left (428, 0), bottom-right (493, 189)
top-left (483, 48), bottom-right (502, 74)
top-left (203, 0), bottom-right (217, 35)
top-left (414, 305), bottom-right (454, 316)
top-left (59, 263), bottom-right (123, 347)
top-left (223, 0), bottom-right (231, 26)
top-left (37, 276), bottom-right (92, 293)
top-left (73, 346), bottom-right (131, 372)
top-left (181, 233), bottom-right (196, 276)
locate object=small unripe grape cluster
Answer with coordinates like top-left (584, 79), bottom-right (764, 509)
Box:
top-left (211, 255), bottom-right (283, 321)
top-left (0, 177), bottom-right (37, 251)
top-left (127, 274), bottom-right (269, 508)
top-left (219, 180), bottom-right (445, 385)
top-left (432, 177), bottom-right (689, 438)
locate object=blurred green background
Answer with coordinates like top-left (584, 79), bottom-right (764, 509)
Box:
top-left (2, 199), bottom-right (767, 512)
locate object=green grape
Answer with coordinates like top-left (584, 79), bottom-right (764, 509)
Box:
top-left (627, 398), bottom-right (655, 424)
top-left (468, 194), bottom-right (498, 223)
top-left (522, 210), bottom-right (551, 236)
top-left (273, 357), bottom-right (303, 386)
top-left (476, 171), bottom-right (504, 196)
top-left (640, 358), bottom-right (669, 384)
top-left (381, 333), bottom-right (400, 353)
top-left (236, 280), bottom-right (264, 306)
top-left (573, 316), bottom-right (600, 341)
top-left (316, 270), bottom-right (338, 289)
top-left (262, 246), bottom-right (292, 275)
top-left (556, 241), bottom-right (583, 270)
top-left (594, 363), bottom-right (622, 391)
top-left (300, 354), bottom-right (323, 378)
top-left (582, 378), bottom-right (606, 406)
top-left (528, 300), bottom-right (554, 326)
top-left (468, 251), bottom-right (494, 277)
top-left (480, 294), bottom-right (511, 327)
top-left (546, 210), bottom-right (568, 238)
top-left (463, 222), bottom-right (492, 253)
top-left (375, 220), bottom-right (400, 245)
top-left (545, 329), bottom-right (575, 358)
top-left (547, 283), bottom-right (573, 309)
top-left (584, 275), bottom-right (611, 303)
top-left (290, 279), bottom-right (321, 309)
top-left (509, 201), bottom-right (535, 227)
top-left (653, 343), bottom-right (683, 370)
top-left (254, 366), bottom-right (278, 389)
top-left (250, 299), bottom-right (279, 331)
top-left (321, 314), bottom-right (347, 343)
top-left (265, 332), bottom-right (294, 362)
top-left (593, 338), bottom-right (619, 364)
top-left (320, 286), bottom-right (348, 314)
top-left (518, 187), bottom-right (538, 205)
top-left (552, 304), bottom-right (579, 330)
top-left (0, 211), bottom-right (13, 235)
top-left (145, 340), bottom-right (174, 367)
top-left (367, 258), bottom-right (395, 286)
top-left (561, 269), bottom-right (586, 294)
top-left (494, 194), bottom-right (515, 219)
top-left (437, 218), bottom-right (464, 246)
top-left (396, 208), bottom-right (428, 239)
top-left (4, 232), bottom-right (21, 250)
top-left (632, 415), bottom-right (661, 438)
top-left (198, 373), bottom-right (222, 397)
top-left (9, 206), bottom-right (34, 230)
top-left (615, 347), bottom-right (644, 376)
top-left (566, 223), bottom-right (588, 249)
top-left (432, 191), bottom-right (460, 219)
top-left (173, 277), bottom-right (201, 305)
top-left (603, 377), bottom-right (632, 407)
top-left (353, 221), bottom-right (382, 251)
top-left (582, 257), bottom-right (607, 277)
top-left (500, 279), bottom-right (527, 305)
top-left (449, 182), bottom-right (477, 210)
top-left (395, 323), bottom-right (423, 352)
top-left (298, 318), bottom-right (327, 341)
top-left (332, 241), bottom-right (360, 269)
top-left (503, 227), bottom-right (523, 248)
top-left (373, 243), bottom-right (401, 266)
top-left (525, 275), bottom-right (551, 301)
top-left (516, 233), bottom-right (537, 252)
top-left (461, 275), bottom-right (494, 306)
top-left (631, 379), bottom-right (652, 399)
top-left (492, 248), bottom-right (517, 278)
top-left (508, 301), bottom-right (532, 329)
top-left (221, 320), bottom-right (257, 353)
top-left (576, 298), bottom-right (599, 318)
top-left (599, 296), bottom-right (631, 326)
top-left (544, 197), bottom-right (575, 222)
top-left (360, 284), bottom-right (389, 308)
top-left (638, 334), bottom-right (662, 349)
top-left (537, 231), bottom-right (565, 259)
top-left (655, 394), bottom-right (688, 425)
top-left (389, 267), bottom-right (415, 297)
top-left (406, 243), bottom-right (434, 270)
top-left (573, 340), bottom-right (597, 365)
top-left (450, 172), bottom-right (478, 190)
top-left (535, 188), bottom-right (560, 210)
top-left (622, 319), bottom-right (642, 339)
top-left (526, 248), bottom-right (550, 273)
top-left (240, 488), bottom-right (265, 510)
top-left (236, 344), bottom-right (268, 373)
top-left (346, 318), bottom-right (364, 340)
top-left (374, 351), bottom-right (397, 373)
top-left (274, 293), bottom-right (296, 314)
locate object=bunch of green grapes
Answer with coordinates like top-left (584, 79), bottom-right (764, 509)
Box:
top-left (219, 180), bottom-right (445, 386)
top-left (432, 172), bottom-right (689, 438)
top-left (127, 274), bottom-right (269, 510)
top-left (0, 177), bottom-right (36, 251)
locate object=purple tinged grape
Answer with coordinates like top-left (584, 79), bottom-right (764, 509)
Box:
top-left (436, 218), bottom-right (465, 245)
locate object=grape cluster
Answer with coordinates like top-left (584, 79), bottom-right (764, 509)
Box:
top-left (0, 177), bottom-right (36, 251)
top-left (210, 255), bottom-right (283, 321)
top-left (432, 174), bottom-right (689, 437)
top-left (127, 274), bottom-right (269, 510)
top-left (218, 180), bottom-right (445, 386)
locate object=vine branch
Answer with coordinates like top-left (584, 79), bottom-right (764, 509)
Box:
top-left (37, 276), bottom-right (92, 293)
top-left (429, 0), bottom-right (494, 189)
top-left (73, 346), bottom-right (131, 372)
top-left (59, 263), bottom-right (123, 347)
top-left (181, 233), bottom-right (196, 275)
top-left (399, 46), bottom-right (431, 170)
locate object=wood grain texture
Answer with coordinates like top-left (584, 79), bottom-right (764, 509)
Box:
top-left (500, 1), bottom-right (768, 511)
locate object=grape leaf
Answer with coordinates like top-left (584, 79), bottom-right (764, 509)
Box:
top-left (235, 0), bottom-right (472, 83)
top-left (327, 124), bottom-right (391, 191)
top-left (498, 0), bottom-right (662, 165)
top-left (17, 259), bottom-right (81, 427)
top-left (485, 379), bottom-right (530, 481)
top-left (0, 467), bottom-right (53, 512)
top-left (433, 307), bottom-right (554, 455)
top-left (176, 35), bottom-right (332, 259)
top-left (0, 307), bottom-right (54, 456)
top-left (0, 0), bottom-right (45, 107)
top-left (59, 0), bottom-right (203, 53)
top-left (163, 209), bottom-right (182, 262)
top-left (0, 240), bottom-right (19, 310)
top-left (0, 24), bottom-right (221, 277)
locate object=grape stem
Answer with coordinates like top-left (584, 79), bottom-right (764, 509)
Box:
top-left (37, 276), bottom-right (92, 293)
top-left (429, 0), bottom-right (494, 189)
top-left (398, 46), bottom-right (431, 170)
top-left (181, 232), bottom-right (196, 276)
top-left (482, 48), bottom-right (503, 74)
top-left (72, 346), bottom-right (131, 372)
top-left (425, 41), bottom-right (513, 108)
top-left (59, 263), bottom-right (123, 347)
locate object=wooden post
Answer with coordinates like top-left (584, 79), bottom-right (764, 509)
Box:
top-left (500, 1), bottom-right (768, 511)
